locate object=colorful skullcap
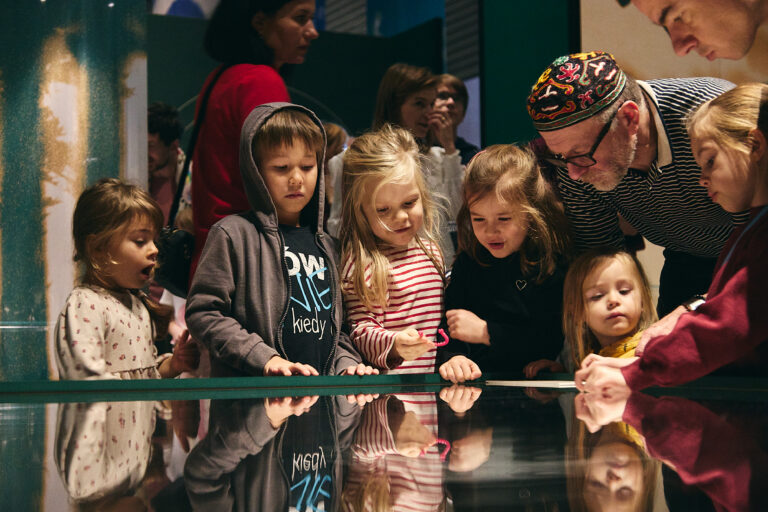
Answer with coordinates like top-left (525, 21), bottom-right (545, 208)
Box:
top-left (527, 51), bottom-right (627, 132)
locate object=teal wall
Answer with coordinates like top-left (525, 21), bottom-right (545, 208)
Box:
top-left (481, 0), bottom-right (580, 146)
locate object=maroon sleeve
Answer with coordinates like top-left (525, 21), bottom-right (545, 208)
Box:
top-left (622, 224), bottom-right (768, 390)
top-left (623, 393), bottom-right (768, 512)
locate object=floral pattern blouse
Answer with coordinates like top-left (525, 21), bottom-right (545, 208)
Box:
top-left (55, 286), bottom-right (169, 380)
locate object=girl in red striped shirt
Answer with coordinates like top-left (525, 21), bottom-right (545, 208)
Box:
top-left (339, 125), bottom-right (480, 381)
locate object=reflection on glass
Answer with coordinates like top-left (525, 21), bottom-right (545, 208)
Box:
top-left (55, 401), bottom-right (157, 510)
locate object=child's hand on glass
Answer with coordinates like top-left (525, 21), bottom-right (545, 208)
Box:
top-left (264, 395), bottom-right (319, 429)
top-left (445, 309), bottom-right (490, 345)
top-left (392, 328), bottom-right (434, 362)
top-left (439, 355), bottom-right (482, 384)
top-left (523, 358), bottom-right (565, 378)
top-left (264, 356), bottom-right (319, 376)
top-left (169, 329), bottom-right (201, 376)
top-left (342, 363), bottom-right (380, 376)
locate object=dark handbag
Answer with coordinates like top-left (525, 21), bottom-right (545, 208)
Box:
top-left (154, 64), bottom-right (231, 298)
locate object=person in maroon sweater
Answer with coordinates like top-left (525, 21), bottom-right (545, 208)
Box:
top-left (575, 82), bottom-right (768, 393)
top-left (190, 0), bottom-right (319, 279)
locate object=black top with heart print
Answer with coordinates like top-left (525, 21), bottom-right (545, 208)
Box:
top-left (440, 248), bottom-right (568, 373)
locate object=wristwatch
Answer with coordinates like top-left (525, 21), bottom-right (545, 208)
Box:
top-left (682, 294), bottom-right (706, 312)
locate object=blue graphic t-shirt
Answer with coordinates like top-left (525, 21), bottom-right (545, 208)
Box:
top-left (280, 225), bottom-right (334, 373)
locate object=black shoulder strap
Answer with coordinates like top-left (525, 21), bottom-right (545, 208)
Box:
top-left (167, 64), bottom-right (232, 227)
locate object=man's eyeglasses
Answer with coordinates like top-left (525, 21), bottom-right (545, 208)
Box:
top-left (548, 107), bottom-right (620, 168)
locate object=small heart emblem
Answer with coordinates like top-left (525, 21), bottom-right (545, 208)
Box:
top-left (516, 280), bottom-right (527, 291)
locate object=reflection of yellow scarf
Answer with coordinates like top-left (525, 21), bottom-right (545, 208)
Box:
top-left (598, 330), bottom-right (642, 358)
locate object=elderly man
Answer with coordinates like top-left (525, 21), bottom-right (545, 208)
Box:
top-left (527, 51), bottom-right (741, 317)
top-left (624, 0), bottom-right (768, 60)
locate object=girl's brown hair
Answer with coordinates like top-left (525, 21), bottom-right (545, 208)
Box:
top-left (339, 124), bottom-right (444, 311)
top-left (562, 248), bottom-right (656, 367)
top-left (372, 63), bottom-right (437, 132)
top-left (72, 178), bottom-right (171, 337)
top-left (457, 144), bottom-right (572, 282)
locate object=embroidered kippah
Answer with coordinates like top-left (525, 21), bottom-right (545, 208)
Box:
top-left (527, 51), bottom-right (627, 131)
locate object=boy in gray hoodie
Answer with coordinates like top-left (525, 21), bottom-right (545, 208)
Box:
top-left (186, 103), bottom-right (375, 378)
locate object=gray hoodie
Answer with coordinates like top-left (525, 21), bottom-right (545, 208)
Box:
top-left (186, 102), bottom-right (360, 376)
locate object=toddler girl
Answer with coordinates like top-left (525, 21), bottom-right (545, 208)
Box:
top-left (340, 125), bottom-right (479, 382)
top-left (533, 248), bottom-right (657, 376)
top-left (55, 178), bottom-right (199, 380)
top-left (444, 145), bottom-right (571, 373)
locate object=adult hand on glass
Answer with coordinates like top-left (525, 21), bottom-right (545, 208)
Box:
top-left (439, 355), bottom-right (482, 384)
top-left (446, 309), bottom-right (490, 345)
top-left (264, 395), bottom-right (319, 429)
top-left (393, 328), bottom-right (434, 361)
top-left (575, 355), bottom-right (636, 393)
top-left (637, 305), bottom-right (686, 355)
top-left (264, 356), bottom-right (319, 376)
top-left (439, 384), bottom-right (482, 415)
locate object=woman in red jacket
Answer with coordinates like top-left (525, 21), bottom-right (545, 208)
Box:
top-left (190, 0), bottom-right (319, 279)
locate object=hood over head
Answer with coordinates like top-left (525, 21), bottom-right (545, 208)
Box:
top-left (239, 102), bottom-right (327, 230)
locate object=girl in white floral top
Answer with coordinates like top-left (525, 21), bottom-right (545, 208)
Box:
top-left (55, 178), bottom-right (199, 380)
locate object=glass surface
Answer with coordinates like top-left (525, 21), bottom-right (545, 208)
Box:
top-left (2, 382), bottom-right (766, 511)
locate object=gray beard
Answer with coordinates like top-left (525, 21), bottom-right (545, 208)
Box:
top-left (583, 135), bottom-right (638, 192)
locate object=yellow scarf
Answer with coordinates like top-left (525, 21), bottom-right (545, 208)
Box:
top-left (597, 330), bottom-right (643, 359)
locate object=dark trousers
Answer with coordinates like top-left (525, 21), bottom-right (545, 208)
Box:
top-left (656, 249), bottom-right (718, 317)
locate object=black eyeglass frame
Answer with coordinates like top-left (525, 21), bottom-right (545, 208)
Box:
top-left (549, 107), bottom-right (620, 168)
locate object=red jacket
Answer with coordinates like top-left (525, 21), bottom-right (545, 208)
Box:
top-left (190, 64), bottom-right (290, 279)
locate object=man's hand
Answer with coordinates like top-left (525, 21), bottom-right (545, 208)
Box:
top-left (575, 355), bottom-right (635, 394)
top-left (446, 309), bottom-right (490, 345)
top-left (264, 356), bottom-right (319, 376)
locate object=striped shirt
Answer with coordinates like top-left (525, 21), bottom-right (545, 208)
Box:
top-left (556, 77), bottom-right (744, 258)
top-left (342, 240), bottom-right (444, 374)
top-left (344, 394), bottom-right (443, 511)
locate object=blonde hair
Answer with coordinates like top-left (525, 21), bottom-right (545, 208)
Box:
top-left (339, 124), bottom-right (444, 310)
top-left (687, 82), bottom-right (768, 159)
top-left (563, 248), bottom-right (656, 367)
top-left (457, 145), bottom-right (571, 282)
top-left (72, 178), bottom-right (171, 337)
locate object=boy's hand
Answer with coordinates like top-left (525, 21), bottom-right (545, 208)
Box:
top-left (439, 384), bottom-right (482, 415)
top-left (523, 358), bottom-right (565, 378)
top-left (446, 309), bottom-right (490, 345)
top-left (264, 356), bottom-right (319, 376)
top-left (439, 355), bottom-right (482, 384)
top-left (170, 329), bottom-right (200, 375)
top-left (264, 396), bottom-right (319, 429)
top-left (392, 329), bottom-right (433, 362)
top-left (342, 363), bottom-right (380, 376)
